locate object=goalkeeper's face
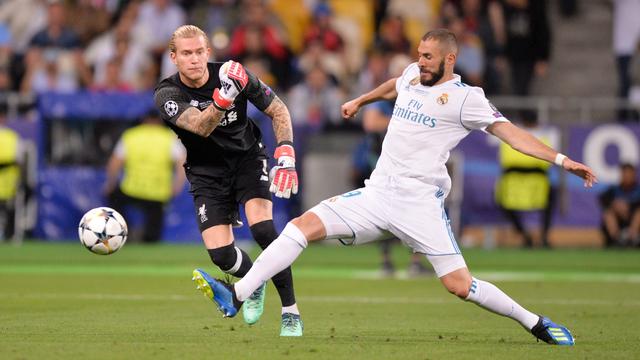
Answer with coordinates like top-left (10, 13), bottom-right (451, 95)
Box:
top-left (171, 36), bottom-right (211, 84)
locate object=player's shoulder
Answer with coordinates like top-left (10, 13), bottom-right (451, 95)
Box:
top-left (445, 79), bottom-right (486, 101)
top-left (400, 62), bottom-right (419, 81)
top-left (154, 72), bottom-right (182, 94)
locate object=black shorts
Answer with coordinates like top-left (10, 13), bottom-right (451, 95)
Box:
top-left (185, 143), bottom-right (272, 232)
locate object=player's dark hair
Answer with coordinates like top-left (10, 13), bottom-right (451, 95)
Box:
top-left (422, 29), bottom-right (458, 54)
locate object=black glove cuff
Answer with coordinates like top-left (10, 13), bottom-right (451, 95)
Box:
top-left (277, 140), bottom-right (293, 147)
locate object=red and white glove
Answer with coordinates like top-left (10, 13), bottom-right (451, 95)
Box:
top-left (212, 60), bottom-right (248, 110)
top-left (270, 143), bottom-right (298, 199)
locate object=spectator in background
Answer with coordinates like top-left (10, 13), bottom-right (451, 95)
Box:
top-left (354, 50), bottom-right (389, 99)
top-left (84, 4), bottom-right (154, 91)
top-left (303, 2), bottom-right (344, 53)
top-left (0, 106), bottom-right (23, 241)
top-left (442, 0), bottom-right (507, 94)
top-left (189, 0), bottom-right (238, 36)
top-left (233, 25), bottom-right (289, 90)
top-left (228, 0), bottom-right (291, 88)
top-left (67, 0), bottom-right (112, 46)
top-left (495, 115), bottom-right (554, 248)
top-left (133, 0), bottom-right (186, 58)
top-left (287, 65), bottom-right (344, 131)
top-left (374, 15), bottom-right (411, 55)
top-left (90, 57), bottom-right (134, 92)
top-left (500, 0), bottom-right (550, 96)
top-left (599, 163), bottom-right (640, 247)
top-left (21, 0), bottom-right (82, 94)
top-left (0, 0), bottom-right (47, 90)
top-left (612, 0), bottom-right (640, 121)
top-left (447, 16), bottom-right (485, 86)
top-left (103, 109), bottom-right (186, 243)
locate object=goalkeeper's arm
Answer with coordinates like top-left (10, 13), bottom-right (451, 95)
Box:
top-left (342, 77), bottom-right (398, 119)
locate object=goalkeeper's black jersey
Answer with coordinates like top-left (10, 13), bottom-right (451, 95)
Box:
top-left (154, 62), bottom-right (276, 170)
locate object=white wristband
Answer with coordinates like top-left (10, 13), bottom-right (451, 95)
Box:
top-left (554, 153), bottom-right (567, 166)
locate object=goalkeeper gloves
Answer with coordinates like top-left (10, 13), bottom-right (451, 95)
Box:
top-left (270, 142), bottom-right (298, 199)
top-left (213, 60), bottom-right (248, 110)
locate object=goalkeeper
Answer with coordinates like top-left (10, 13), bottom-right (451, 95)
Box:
top-left (153, 25), bottom-right (302, 336)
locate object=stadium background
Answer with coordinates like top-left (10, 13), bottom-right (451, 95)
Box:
top-left (1, 0), bottom-right (639, 247)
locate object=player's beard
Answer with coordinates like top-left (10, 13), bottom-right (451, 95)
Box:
top-left (420, 59), bottom-right (445, 86)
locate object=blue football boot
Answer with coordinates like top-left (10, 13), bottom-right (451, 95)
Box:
top-left (192, 269), bottom-right (242, 318)
top-left (531, 316), bottom-right (575, 345)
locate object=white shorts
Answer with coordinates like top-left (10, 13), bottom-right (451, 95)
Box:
top-left (309, 182), bottom-right (466, 277)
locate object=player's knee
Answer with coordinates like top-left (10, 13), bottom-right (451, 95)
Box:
top-left (290, 211), bottom-right (326, 243)
top-left (441, 277), bottom-right (471, 299)
top-left (207, 244), bottom-right (239, 272)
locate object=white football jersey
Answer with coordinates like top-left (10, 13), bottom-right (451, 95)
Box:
top-left (368, 63), bottom-right (509, 195)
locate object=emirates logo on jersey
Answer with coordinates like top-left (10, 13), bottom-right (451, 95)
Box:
top-left (437, 93), bottom-right (448, 105)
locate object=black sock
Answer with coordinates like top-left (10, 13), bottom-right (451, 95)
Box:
top-left (207, 243), bottom-right (253, 278)
top-left (250, 220), bottom-right (296, 307)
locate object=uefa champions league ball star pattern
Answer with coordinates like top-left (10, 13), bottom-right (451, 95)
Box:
top-left (78, 207), bottom-right (128, 255)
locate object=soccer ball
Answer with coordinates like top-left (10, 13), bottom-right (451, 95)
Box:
top-left (78, 207), bottom-right (128, 255)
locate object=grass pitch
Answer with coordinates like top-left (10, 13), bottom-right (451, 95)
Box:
top-left (1, 242), bottom-right (639, 359)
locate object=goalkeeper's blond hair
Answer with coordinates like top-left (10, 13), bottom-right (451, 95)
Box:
top-left (168, 25), bottom-right (209, 53)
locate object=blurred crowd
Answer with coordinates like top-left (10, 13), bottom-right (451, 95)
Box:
top-left (0, 0), bottom-right (560, 129)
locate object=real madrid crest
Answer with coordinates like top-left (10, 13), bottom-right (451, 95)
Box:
top-left (437, 93), bottom-right (448, 105)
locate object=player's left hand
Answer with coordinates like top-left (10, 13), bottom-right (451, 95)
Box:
top-left (270, 143), bottom-right (298, 199)
top-left (213, 60), bottom-right (248, 109)
top-left (562, 158), bottom-right (598, 188)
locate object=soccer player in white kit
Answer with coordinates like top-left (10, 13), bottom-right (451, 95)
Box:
top-left (196, 29), bottom-right (597, 345)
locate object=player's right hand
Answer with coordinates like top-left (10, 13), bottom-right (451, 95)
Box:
top-left (341, 99), bottom-right (361, 119)
top-left (213, 60), bottom-right (248, 110)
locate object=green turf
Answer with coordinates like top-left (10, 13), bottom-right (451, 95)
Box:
top-left (1, 242), bottom-right (639, 359)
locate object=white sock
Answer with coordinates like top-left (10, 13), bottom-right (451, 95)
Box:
top-left (465, 277), bottom-right (539, 330)
top-left (282, 303), bottom-right (299, 315)
top-left (235, 223), bottom-right (308, 301)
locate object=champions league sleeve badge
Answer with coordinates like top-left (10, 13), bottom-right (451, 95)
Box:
top-left (164, 100), bottom-right (179, 117)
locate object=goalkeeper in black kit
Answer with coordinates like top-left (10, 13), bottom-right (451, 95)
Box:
top-left (153, 25), bottom-right (302, 336)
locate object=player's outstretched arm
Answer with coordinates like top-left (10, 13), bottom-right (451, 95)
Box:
top-left (487, 121), bottom-right (598, 187)
top-left (341, 77), bottom-right (398, 119)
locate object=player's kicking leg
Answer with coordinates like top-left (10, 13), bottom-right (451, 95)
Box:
top-left (249, 219), bottom-right (302, 335)
top-left (438, 265), bottom-right (574, 345)
top-left (196, 212), bottom-right (327, 330)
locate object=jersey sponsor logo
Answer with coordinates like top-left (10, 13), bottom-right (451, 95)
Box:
top-left (392, 99), bottom-right (437, 128)
top-left (219, 111), bottom-right (238, 126)
top-left (198, 204), bottom-right (208, 223)
top-left (437, 93), bottom-right (448, 105)
top-left (164, 100), bottom-right (179, 117)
